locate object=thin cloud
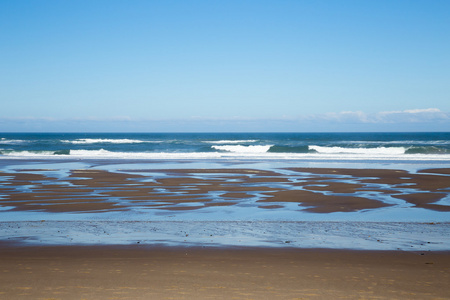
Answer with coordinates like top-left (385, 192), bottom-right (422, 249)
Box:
top-left (1, 108), bottom-right (449, 132)
top-left (404, 108), bottom-right (442, 114)
top-left (314, 111), bottom-right (369, 123)
top-left (375, 108), bottom-right (449, 123)
top-left (311, 108), bottom-right (449, 124)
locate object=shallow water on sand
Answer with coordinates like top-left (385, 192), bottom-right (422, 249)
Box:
top-left (0, 159), bottom-right (449, 249)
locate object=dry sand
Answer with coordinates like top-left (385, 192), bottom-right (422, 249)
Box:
top-left (0, 245), bottom-right (449, 300)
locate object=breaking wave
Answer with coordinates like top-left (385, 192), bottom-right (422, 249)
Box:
top-left (0, 150), bottom-right (70, 156)
top-left (308, 146), bottom-right (406, 155)
top-left (1, 132), bottom-right (450, 161)
top-left (0, 139), bottom-right (28, 145)
top-left (62, 138), bottom-right (149, 144)
top-left (205, 140), bottom-right (258, 144)
top-left (211, 145), bottom-right (273, 153)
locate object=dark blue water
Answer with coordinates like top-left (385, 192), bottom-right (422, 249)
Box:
top-left (1, 132), bottom-right (449, 160)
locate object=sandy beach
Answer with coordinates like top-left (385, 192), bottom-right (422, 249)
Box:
top-left (1, 164), bottom-right (449, 299)
top-left (1, 245), bottom-right (449, 299)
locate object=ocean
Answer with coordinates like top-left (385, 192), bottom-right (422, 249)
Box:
top-left (1, 132), bottom-right (450, 162)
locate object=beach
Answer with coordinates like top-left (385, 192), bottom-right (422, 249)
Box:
top-left (0, 159), bottom-right (449, 299)
top-left (1, 245), bottom-right (449, 299)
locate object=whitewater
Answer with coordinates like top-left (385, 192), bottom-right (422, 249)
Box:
top-left (1, 132), bottom-right (450, 162)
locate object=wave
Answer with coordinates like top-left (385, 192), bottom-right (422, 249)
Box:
top-left (211, 145), bottom-right (273, 153)
top-left (405, 146), bottom-right (449, 154)
top-left (309, 145), bottom-right (449, 155)
top-left (0, 139), bottom-right (27, 145)
top-left (0, 150), bottom-right (70, 156)
top-left (2, 144), bottom-right (450, 161)
top-left (309, 146), bottom-right (406, 155)
top-left (204, 140), bottom-right (258, 144)
top-left (69, 149), bottom-right (116, 156)
top-left (343, 140), bottom-right (450, 145)
top-left (61, 138), bottom-right (150, 144)
top-left (2, 149), bottom-right (450, 161)
top-left (268, 145), bottom-right (311, 153)
top-left (0, 149), bottom-right (227, 159)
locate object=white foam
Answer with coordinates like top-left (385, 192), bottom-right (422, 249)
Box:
top-left (69, 149), bottom-right (115, 156)
top-left (0, 139), bottom-right (27, 145)
top-left (212, 145), bottom-right (272, 153)
top-left (309, 146), bottom-right (406, 155)
top-left (346, 140), bottom-right (450, 145)
top-left (2, 149), bottom-right (450, 161)
top-left (67, 150), bottom-right (225, 159)
top-left (62, 138), bottom-right (149, 144)
top-left (1, 151), bottom-right (57, 156)
top-left (205, 140), bottom-right (258, 144)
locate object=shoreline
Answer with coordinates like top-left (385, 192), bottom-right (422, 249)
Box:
top-left (1, 220), bottom-right (449, 251)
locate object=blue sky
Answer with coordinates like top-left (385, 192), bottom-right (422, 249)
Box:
top-left (1, 0), bottom-right (449, 132)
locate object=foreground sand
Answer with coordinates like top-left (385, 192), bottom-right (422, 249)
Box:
top-left (0, 245), bottom-right (449, 300)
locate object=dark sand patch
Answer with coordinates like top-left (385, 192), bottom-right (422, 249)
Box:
top-left (149, 168), bottom-right (282, 176)
top-left (258, 204), bottom-right (284, 209)
top-left (258, 190), bottom-right (390, 213)
top-left (419, 168), bottom-right (450, 175)
top-left (33, 186), bottom-right (96, 193)
top-left (69, 170), bottom-right (146, 187)
top-left (287, 167), bottom-right (411, 178)
top-left (289, 167), bottom-right (450, 192)
top-left (237, 176), bottom-right (291, 183)
top-left (392, 193), bottom-right (450, 212)
top-left (98, 188), bottom-right (158, 198)
top-left (2, 197), bottom-right (127, 213)
top-left (156, 177), bottom-right (219, 186)
top-left (303, 182), bottom-right (366, 193)
top-left (0, 172), bottom-right (58, 182)
top-left (402, 174), bottom-right (450, 191)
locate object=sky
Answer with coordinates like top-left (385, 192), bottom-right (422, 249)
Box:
top-left (1, 0), bottom-right (449, 132)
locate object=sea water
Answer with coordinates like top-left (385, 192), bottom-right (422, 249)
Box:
top-left (1, 132), bottom-right (450, 162)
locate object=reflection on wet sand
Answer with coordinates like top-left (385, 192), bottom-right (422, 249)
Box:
top-left (0, 167), bottom-right (449, 214)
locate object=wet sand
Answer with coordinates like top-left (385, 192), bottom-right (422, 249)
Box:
top-left (0, 245), bottom-right (449, 300)
top-left (1, 167), bottom-right (449, 214)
